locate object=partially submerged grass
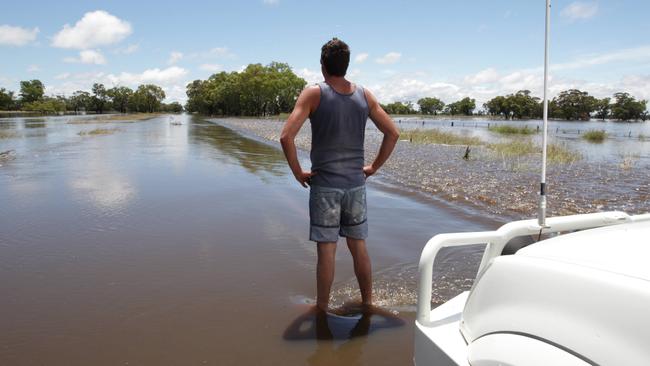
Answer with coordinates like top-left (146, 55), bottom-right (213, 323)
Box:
top-left (582, 129), bottom-right (606, 143)
top-left (489, 139), bottom-right (581, 164)
top-left (0, 130), bottom-right (18, 139)
top-left (68, 113), bottom-right (161, 124)
top-left (488, 124), bottom-right (535, 135)
top-left (78, 127), bottom-right (120, 136)
top-left (401, 128), bottom-right (481, 146)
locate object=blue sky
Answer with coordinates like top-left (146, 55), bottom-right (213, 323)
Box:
top-left (1, 0), bottom-right (649, 106)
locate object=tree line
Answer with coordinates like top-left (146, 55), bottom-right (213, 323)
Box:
top-left (381, 97), bottom-right (477, 116)
top-left (484, 89), bottom-right (648, 121)
top-left (383, 89), bottom-right (648, 122)
top-left (185, 62), bottom-right (306, 116)
top-left (0, 80), bottom-right (182, 114)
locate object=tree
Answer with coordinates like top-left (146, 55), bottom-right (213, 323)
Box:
top-left (131, 84), bottom-right (166, 113)
top-left (0, 88), bottom-right (16, 110)
top-left (91, 83), bottom-right (109, 114)
top-left (550, 89), bottom-right (597, 120)
top-left (162, 102), bottom-right (183, 113)
top-left (19, 80), bottom-right (45, 104)
top-left (485, 91), bottom-right (540, 120)
top-left (611, 92), bottom-right (647, 121)
top-left (185, 61), bottom-right (306, 116)
top-left (381, 101), bottom-right (416, 115)
top-left (446, 97), bottom-right (475, 116)
top-left (594, 97), bottom-right (610, 120)
top-left (67, 91), bottom-right (91, 113)
top-left (417, 97), bottom-right (445, 115)
top-left (107, 86), bottom-right (133, 113)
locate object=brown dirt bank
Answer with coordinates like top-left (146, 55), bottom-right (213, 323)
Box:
top-left (211, 118), bottom-right (650, 221)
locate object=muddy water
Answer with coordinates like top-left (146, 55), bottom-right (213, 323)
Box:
top-left (0, 114), bottom-right (493, 365)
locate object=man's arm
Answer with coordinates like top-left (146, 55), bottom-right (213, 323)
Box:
top-left (363, 88), bottom-right (400, 178)
top-left (280, 86), bottom-right (319, 188)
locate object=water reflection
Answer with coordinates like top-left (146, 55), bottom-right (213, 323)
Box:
top-left (283, 303), bottom-right (404, 340)
top-left (188, 118), bottom-right (287, 177)
top-left (284, 304), bottom-right (404, 365)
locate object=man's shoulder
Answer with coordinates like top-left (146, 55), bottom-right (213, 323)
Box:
top-left (301, 84), bottom-right (321, 102)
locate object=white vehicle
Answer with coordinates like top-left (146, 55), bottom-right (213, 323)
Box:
top-left (415, 1), bottom-right (650, 365)
top-left (414, 212), bottom-right (650, 365)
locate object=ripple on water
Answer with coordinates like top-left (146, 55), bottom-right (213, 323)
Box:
top-left (329, 244), bottom-right (485, 312)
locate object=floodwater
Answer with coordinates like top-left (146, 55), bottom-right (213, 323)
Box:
top-left (394, 117), bottom-right (650, 162)
top-left (0, 114), bottom-right (493, 365)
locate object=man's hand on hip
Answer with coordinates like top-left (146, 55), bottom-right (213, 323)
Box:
top-left (296, 171), bottom-right (316, 188)
top-left (363, 165), bottom-right (376, 179)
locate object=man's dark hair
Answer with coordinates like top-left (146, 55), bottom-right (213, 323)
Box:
top-left (320, 38), bottom-right (350, 77)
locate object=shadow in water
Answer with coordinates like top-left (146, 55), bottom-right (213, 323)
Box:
top-left (283, 302), bottom-right (405, 341)
top-left (284, 303), bottom-right (405, 366)
top-left (188, 118), bottom-right (287, 177)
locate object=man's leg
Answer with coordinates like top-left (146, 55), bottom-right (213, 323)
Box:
top-left (346, 238), bottom-right (372, 306)
top-left (316, 242), bottom-right (337, 311)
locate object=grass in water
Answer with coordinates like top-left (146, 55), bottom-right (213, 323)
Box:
top-left (0, 131), bottom-right (18, 139)
top-left (488, 125), bottom-right (535, 135)
top-left (68, 113), bottom-right (161, 124)
top-left (401, 128), bottom-right (481, 146)
top-left (489, 139), bottom-right (581, 163)
top-left (582, 129), bottom-right (606, 143)
top-left (78, 127), bottom-right (120, 136)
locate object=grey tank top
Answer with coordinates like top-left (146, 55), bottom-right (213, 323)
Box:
top-left (309, 82), bottom-right (369, 189)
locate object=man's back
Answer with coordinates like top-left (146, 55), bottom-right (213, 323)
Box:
top-left (309, 82), bottom-right (369, 189)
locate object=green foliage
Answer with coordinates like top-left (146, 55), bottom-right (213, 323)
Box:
top-left (67, 90), bottom-right (91, 112)
top-left (550, 89), bottom-right (597, 120)
top-left (593, 97), bottom-right (610, 120)
top-left (0, 88), bottom-right (16, 110)
top-left (185, 62), bottom-right (306, 116)
top-left (582, 130), bottom-right (606, 143)
top-left (22, 97), bottom-right (66, 114)
top-left (484, 90), bottom-right (541, 119)
top-left (610, 92), bottom-right (647, 121)
top-left (417, 97), bottom-right (445, 115)
top-left (401, 128), bottom-right (481, 145)
top-left (107, 86), bottom-right (134, 113)
top-left (445, 97), bottom-right (475, 116)
top-left (19, 80), bottom-right (45, 104)
top-left (162, 102), bottom-right (183, 113)
top-left (91, 83), bottom-right (110, 114)
top-left (381, 101), bottom-right (416, 115)
top-left (130, 84), bottom-right (166, 113)
top-left (488, 124), bottom-right (535, 135)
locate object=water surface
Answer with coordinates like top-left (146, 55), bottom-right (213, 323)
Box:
top-left (0, 114), bottom-right (492, 365)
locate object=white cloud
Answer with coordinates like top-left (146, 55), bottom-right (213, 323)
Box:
top-left (114, 43), bottom-right (139, 55)
top-left (561, 2), bottom-right (598, 21)
top-left (64, 49), bottom-right (107, 65)
top-left (552, 45), bottom-right (650, 71)
top-left (47, 67), bottom-right (190, 103)
top-left (209, 47), bottom-right (235, 58)
top-left (52, 10), bottom-right (132, 49)
top-left (199, 64), bottom-right (222, 72)
top-left (106, 66), bottom-right (188, 86)
top-left (263, 0), bottom-right (279, 4)
top-left (27, 65), bottom-right (40, 73)
top-left (297, 68), bottom-right (322, 84)
top-left (0, 25), bottom-right (39, 46)
top-left (375, 52), bottom-right (401, 65)
top-left (354, 53), bottom-right (368, 64)
top-left (464, 68), bottom-right (499, 84)
top-left (168, 51), bottom-right (183, 65)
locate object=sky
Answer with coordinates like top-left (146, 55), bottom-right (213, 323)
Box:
top-left (1, 0), bottom-right (649, 107)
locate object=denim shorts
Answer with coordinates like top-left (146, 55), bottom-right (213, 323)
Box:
top-left (309, 184), bottom-right (368, 242)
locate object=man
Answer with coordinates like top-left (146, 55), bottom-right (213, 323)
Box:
top-left (280, 38), bottom-right (399, 312)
